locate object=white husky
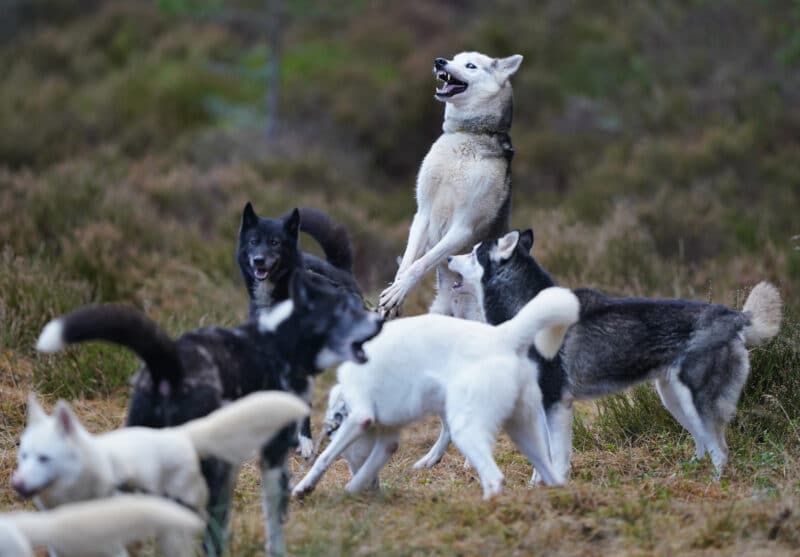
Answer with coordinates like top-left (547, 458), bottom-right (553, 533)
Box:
top-left (12, 391), bottom-right (308, 554)
top-left (378, 51), bottom-right (522, 319)
top-left (0, 495), bottom-right (204, 557)
top-left (294, 287), bottom-right (580, 500)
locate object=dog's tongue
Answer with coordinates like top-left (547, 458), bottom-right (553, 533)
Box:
top-left (255, 268), bottom-right (269, 280)
top-left (438, 83), bottom-right (460, 95)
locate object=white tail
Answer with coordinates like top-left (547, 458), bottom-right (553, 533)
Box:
top-left (5, 495), bottom-right (203, 557)
top-left (178, 391), bottom-right (309, 464)
top-left (742, 281), bottom-right (782, 346)
top-left (498, 286), bottom-right (580, 358)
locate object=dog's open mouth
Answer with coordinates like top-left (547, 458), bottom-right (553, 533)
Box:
top-left (435, 71), bottom-right (468, 97)
top-left (349, 318), bottom-right (383, 364)
top-left (253, 261), bottom-right (278, 282)
top-left (452, 279), bottom-right (463, 290)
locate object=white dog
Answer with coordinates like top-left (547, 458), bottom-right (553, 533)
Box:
top-left (378, 51), bottom-right (523, 319)
top-left (12, 391), bottom-right (308, 554)
top-left (0, 495), bottom-right (204, 557)
top-left (294, 287), bottom-right (580, 500)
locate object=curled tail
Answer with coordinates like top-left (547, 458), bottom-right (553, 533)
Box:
top-left (742, 281), bottom-right (782, 346)
top-left (296, 207), bottom-right (354, 272)
top-left (499, 286), bottom-right (580, 359)
top-left (36, 305), bottom-right (182, 386)
top-left (178, 391), bottom-right (309, 465)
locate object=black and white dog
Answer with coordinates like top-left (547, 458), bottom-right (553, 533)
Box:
top-left (36, 271), bottom-right (382, 557)
top-left (447, 230), bottom-right (782, 479)
top-left (237, 202), bottom-right (364, 457)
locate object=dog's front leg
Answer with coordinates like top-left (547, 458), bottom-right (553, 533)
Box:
top-left (379, 224), bottom-right (471, 316)
top-left (260, 425), bottom-right (295, 557)
top-left (380, 212), bottom-right (430, 317)
top-left (293, 414), bottom-right (372, 498)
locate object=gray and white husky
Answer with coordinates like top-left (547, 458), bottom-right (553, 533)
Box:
top-left (448, 230), bottom-right (783, 479)
top-left (378, 51), bottom-right (522, 319)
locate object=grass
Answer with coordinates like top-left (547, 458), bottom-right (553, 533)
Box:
top-left (1, 1), bottom-right (799, 555)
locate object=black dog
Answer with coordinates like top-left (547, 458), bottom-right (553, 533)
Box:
top-left (238, 203), bottom-right (362, 317)
top-left (41, 271), bottom-right (383, 557)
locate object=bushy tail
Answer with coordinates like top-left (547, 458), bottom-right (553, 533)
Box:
top-left (7, 495), bottom-right (203, 555)
top-left (36, 305), bottom-right (182, 386)
top-left (498, 286), bottom-right (580, 359)
top-left (178, 391), bottom-right (309, 465)
top-left (297, 207), bottom-right (354, 271)
top-left (742, 281), bottom-right (782, 346)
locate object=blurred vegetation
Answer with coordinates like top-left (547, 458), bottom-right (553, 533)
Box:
top-left (0, 0), bottom-right (797, 451)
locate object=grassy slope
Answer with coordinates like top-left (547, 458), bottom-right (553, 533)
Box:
top-left (0, 1), bottom-right (799, 555)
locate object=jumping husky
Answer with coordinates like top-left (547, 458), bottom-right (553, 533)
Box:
top-left (0, 495), bottom-right (204, 557)
top-left (294, 287), bottom-right (579, 500)
top-left (378, 51), bottom-right (522, 319)
top-left (238, 202), bottom-right (363, 457)
top-left (35, 272), bottom-right (382, 557)
top-left (448, 230), bottom-right (783, 478)
top-left (12, 391), bottom-right (307, 555)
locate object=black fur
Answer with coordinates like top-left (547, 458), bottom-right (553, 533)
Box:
top-left (477, 230), bottom-right (751, 408)
top-left (237, 202), bottom-right (362, 317)
top-left (52, 270), bottom-right (382, 556)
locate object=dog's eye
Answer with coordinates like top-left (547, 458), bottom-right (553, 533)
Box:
top-left (271, 239), bottom-right (280, 247)
top-left (466, 62), bottom-right (476, 69)
top-left (38, 455), bottom-right (50, 463)
top-left (249, 239), bottom-right (258, 246)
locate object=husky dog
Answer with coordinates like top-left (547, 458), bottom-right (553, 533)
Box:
top-left (238, 203), bottom-right (361, 316)
top-left (12, 392), bottom-right (306, 555)
top-left (448, 230), bottom-right (783, 478)
top-left (35, 272), bottom-right (382, 557)
top-left (378, 51), bottom-right (522, 319)
top-left (0, 495), bottom-right (204, 557)
top-left (238, 202), bottom-right (363, 457)
top-left (294, 287), bottom-right (579, 500)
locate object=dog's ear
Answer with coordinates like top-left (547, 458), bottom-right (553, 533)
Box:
top-left (494, 54), bottom-right (523, 80)
top-left (54, 400), bottom-right (78, 438)
top-left (519, 229), bottom-right (534, 253)
top-left (289, 271), bottom-right (310, 307)
top-left (284, 208), bottom-right (300, 238)
top-left (241, 202), bottom-right (258, 231)
top-left (494, 230), bottom-right (520, 261)
top-left (26, 393), bottom-right (48, 425)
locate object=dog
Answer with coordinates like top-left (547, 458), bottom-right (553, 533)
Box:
top-left (293, 286), bottom-right (580, 500)
top-left (0, 495), bottom-right (204, 557)
top-left (12, 391), bottom-right (307, 555)
top-left (378, 51), bottom-right (522, 319)
top-left (447, 230), bottom-right (783, 478)
top-left (238, 202), bottom-right (363, 458)
top-left (34, 271), bottom-right (383, 557)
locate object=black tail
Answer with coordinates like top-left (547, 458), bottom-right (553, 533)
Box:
top-left (37, 305), bottom-right (182, 385)
top-left (295, 207), bottom-right (354, 272)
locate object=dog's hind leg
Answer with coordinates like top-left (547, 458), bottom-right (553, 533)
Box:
top-left (532, 401), bottom-right (573, 484)
top-left (201, 458), bottom-right (235, 557)
top-left (413, 418), bottom-right (451, 470)
top-left (449, 425), bottom-right (505, 499)
top-left (293, 412), bottom-right (374, 497)
top-left (260, 424), bottom-right (295, 557)
top-left (655, 376), bottom-right (713, 463)
top-left (507, 398), bottom-right (564, 487)
top-left (346, 431), bottom-right (400, 493)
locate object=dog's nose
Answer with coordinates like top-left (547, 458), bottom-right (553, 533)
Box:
top-left (253, 255), bottom-right (265, 266)
top-left (447, 256), bottom-right (452, 263)
top-left (434, 58), bottom-right (448, 70)
top-left (11, 475), bottom-right (25, 495)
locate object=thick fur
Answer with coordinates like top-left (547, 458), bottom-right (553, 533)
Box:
top-left (33, 273), bottom-right (382, 557)
top-left (0, 495), bottom-right (204, 557)
top-left (238, 203), bottom-right (361, 317)
top-left (448, 230), bottom-right (783, 478)
top-left (378, 51), bottom-right (522, 319)
top-left (294, 287), bottom-right (580, 500)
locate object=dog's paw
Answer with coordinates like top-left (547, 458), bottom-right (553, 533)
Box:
top-left (297, 435), bottom-right (314, 460)
top-left (413, 455), bottom-right (439, 470)
top-left (379, 273), bottom-right (415, 314)
top-left (529, 469), bottom-right (543, 486)
top-left (291, 482), bottom-right (314, 499)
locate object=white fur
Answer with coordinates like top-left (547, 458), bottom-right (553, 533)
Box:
top-left (258, 300), bottom-right (294, 333)
top-left (13, 391), bottom-right (308, 552)
top-left (315, 347), bottom-right (341, 369)
top-left (1, 495), bottom-right (203, 557)
top-left (378, 51), bottom-right (522, 319)
top-left (35, 320), bottom-right (64, 353)
top-left (742, 281), bottom-right (782, 346)
top-left (295, 287), bottom-right (579, 500)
